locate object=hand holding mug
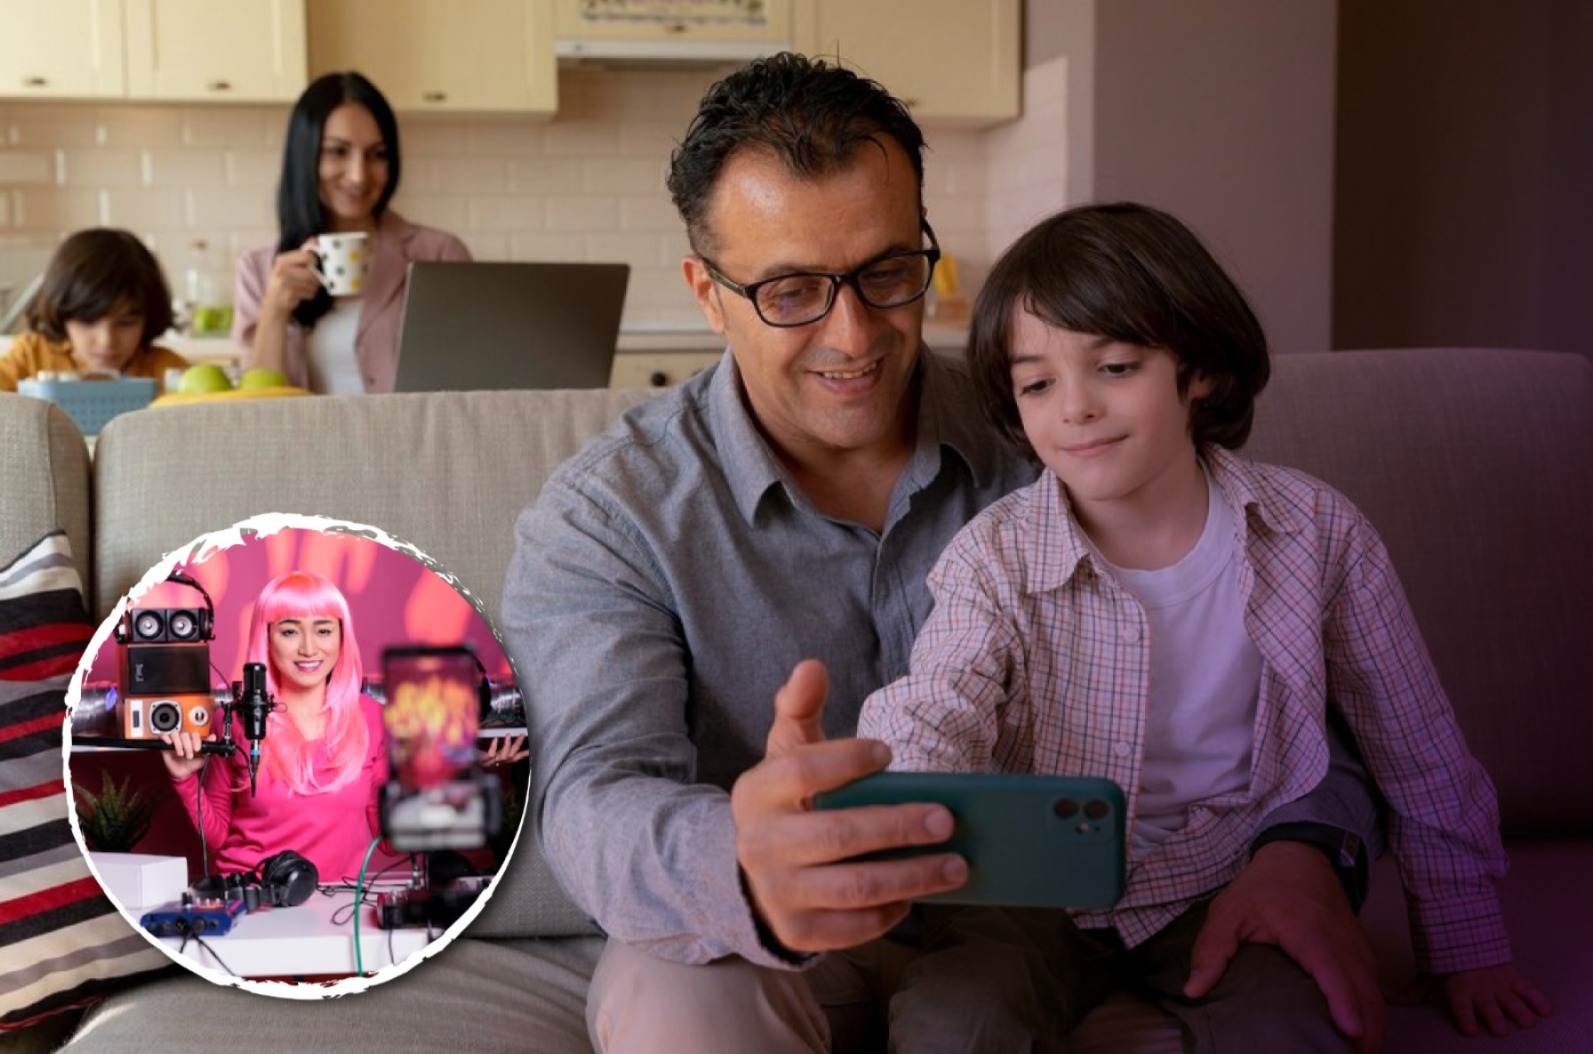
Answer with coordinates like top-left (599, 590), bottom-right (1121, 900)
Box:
top-left (309, 231), bottom-right (370, 297)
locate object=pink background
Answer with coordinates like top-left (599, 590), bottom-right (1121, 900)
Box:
top-left (84, 526), bottom-right (511, 688)
top-left (72, 525), bottom-right (516, 880)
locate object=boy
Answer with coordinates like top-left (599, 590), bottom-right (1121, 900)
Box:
top-left (858, 203), bottom-right (1550, 1050)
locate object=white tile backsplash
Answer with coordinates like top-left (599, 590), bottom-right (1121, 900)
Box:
top-left (1, 67), bottom-right (1068, 331)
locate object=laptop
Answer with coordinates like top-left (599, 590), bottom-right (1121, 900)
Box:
top-left (393, 261), bottom-right (629, 392)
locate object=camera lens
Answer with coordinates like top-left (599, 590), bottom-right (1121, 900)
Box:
top-left (1053, 798), bottom-right (1079, 819)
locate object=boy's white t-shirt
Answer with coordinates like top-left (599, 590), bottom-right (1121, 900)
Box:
top-left (304, 298), bottom-right (365, 395)
top-left (1095, 470), bottom-right (1262, 857)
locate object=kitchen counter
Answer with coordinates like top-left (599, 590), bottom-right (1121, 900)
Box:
top-left (13, 321), bottom-right (971, 393)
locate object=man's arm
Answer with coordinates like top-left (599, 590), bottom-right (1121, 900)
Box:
top-left (1248, 709), bottom-right (1383, 912)
top-left (506, 480), bottom-right (963, 966)
top-left (1186, 718), bottom-right (1388, 1051)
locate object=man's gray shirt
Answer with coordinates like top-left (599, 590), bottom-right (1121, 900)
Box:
top-left (502, 350), bottom-right (1037, 967)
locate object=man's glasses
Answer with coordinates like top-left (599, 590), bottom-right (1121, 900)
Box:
top-left (700, 222), bottom-right (941, 328)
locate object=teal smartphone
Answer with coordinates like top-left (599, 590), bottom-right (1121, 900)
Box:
top-left (812, 772), bottom-right (1126, 910)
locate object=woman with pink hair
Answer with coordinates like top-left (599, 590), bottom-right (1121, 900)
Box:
top-left (161, 571), bottom-right (387, 883)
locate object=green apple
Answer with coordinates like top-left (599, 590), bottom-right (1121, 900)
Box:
top-left (177, 363), bottom-right (233, 395)
top-left (238, 367), bottom-right (290, 390)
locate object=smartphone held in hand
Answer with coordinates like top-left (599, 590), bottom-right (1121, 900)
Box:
top-left (814, 772), bottom-right (1127, 910)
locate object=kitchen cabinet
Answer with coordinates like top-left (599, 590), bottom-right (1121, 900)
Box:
top-left (553, 0), bottom-right (792, 60)
top-left (308, 0), bottom-right (557, 115)
top-left (793, 0), bottom-right (1019, 125)
top-left (0, 0), bottom-right (125, 99)
top-left (124, 0), bottom-right (307, 102)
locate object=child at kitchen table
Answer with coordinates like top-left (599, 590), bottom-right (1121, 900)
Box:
top-left (0, 228), bottom-right (188, 393)
top-left (857, 203), bottom-right (1551, 1051)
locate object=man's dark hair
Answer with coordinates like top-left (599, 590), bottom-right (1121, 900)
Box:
top-left (666, 52), bottom-right (926, 254)
top-left (275, 70), bottom-right (401, 330)
top-left (969, 202), bottom-right (1271, 456)
top-left (27, 227), bottom-right (174, 345)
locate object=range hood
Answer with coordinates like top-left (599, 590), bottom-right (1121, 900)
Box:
top-left (555, 36), bottom-right (789, 65)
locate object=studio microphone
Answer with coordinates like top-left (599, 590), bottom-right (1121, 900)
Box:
top-left (239, 662), bottom-right (271, 795)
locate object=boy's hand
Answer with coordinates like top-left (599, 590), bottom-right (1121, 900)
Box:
top-left (1439, 964), bottom-right (1552, 1037)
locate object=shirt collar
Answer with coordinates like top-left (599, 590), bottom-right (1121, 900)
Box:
top-left (1022, 444), bottom-right (1306, 595)
top-left (710, 346), bottom-right (993, 525)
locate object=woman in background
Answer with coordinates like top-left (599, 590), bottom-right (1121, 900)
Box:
top-left (232, 71), bottom-right (470, 394)
top-left (161, 571), bottom-right (386, 882)
top-left (0, 228), bottom-right (187, 392)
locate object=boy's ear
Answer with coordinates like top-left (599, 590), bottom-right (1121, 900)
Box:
top-left (1188, 371), bottom-right (1216, 401)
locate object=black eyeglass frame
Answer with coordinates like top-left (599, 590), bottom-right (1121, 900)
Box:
top-left (699, 221), bottom-right (942, 328)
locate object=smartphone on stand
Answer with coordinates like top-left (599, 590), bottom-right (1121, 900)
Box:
top-left (378, 645), bottom-right (499, 852)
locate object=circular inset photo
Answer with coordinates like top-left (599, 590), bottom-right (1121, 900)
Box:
top-left (64, 515), bottom-right (528, 996)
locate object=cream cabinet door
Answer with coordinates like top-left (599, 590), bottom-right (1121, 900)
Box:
top-left (0, 0), bottom-right (125, 98)
top-left (124, 0), bottom-right (307, 102)
top-left (796, 0), bottom-right (1019, 125)
top-left (308, 0), bottom-right (556, 114)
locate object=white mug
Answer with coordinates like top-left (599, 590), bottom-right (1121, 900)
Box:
top-left (312, 232), bottom-right (369, 297)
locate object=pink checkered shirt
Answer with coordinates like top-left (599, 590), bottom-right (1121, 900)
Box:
top-left (859, 447), bottom-right (1512, 974)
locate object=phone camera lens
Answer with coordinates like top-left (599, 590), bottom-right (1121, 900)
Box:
top-left (1053, 798), bottom-right (1079, 819)
top-left (1084, 799), bottom-right (1111, 820)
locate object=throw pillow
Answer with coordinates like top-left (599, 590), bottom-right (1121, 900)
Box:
top-left (1, 530), bottom-right (171, 1031)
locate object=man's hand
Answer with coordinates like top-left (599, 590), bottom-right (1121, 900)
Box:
top-left (730, 659), bottom-right (967, 954)
top-left (1185, 841), bottom-right (1385, 1052)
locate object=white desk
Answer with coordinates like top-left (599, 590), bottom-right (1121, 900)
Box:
top-left (142, 885), bottom-right (436, 980)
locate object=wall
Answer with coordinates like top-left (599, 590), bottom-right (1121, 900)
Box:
top-left (1334, 0), bottom-right (1593, 356)
top-left (1, 67), bottom-right (995, 334)
top-left (1092, 0), bottom-right (1338, 353)
top-left (1015, 0), bottom-right (1338, 354)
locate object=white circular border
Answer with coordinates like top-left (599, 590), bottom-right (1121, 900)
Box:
top-left (62, 511), bottom-right (528, 1000)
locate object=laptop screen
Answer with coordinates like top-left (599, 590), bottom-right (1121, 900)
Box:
top-left (393, 261), bottom-right (629, 392)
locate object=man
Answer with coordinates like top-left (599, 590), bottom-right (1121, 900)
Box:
top-left (504, 52), bottom-right (1384, 1052)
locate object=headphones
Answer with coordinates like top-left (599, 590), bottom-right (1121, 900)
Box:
top-left (191, 850), bottom-right (319, 912)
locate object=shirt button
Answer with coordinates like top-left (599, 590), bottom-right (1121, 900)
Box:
top-left (1113, 742), bottom-right (1131, 757)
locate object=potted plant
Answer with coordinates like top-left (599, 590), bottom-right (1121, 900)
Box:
top-left (73, 770), bottom-right (169, 853)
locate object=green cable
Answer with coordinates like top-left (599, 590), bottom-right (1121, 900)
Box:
top-left (353, 835), bottom-right (382, 978)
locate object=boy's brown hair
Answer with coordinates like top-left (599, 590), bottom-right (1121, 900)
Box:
top-left (969, 203), bottom-right (1270, 457)
top-left (26, 228), bottom-right (175, 346)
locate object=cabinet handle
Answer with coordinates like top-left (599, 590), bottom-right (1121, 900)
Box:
top-left (207, 80), bottom-right (232, 92)
top-left (664, 21), bottom-right (686, 34)
top-left (423, 90), bottom-right (447, 103)
top-left (23, 76), bottom-right (47, 87)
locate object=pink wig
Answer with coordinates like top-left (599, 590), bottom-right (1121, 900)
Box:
top-left (245, 571), bottom-right (368, 793)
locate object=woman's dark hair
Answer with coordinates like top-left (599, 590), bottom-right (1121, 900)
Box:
top-left (276, 71), bottom-right (400, 329)
top-left (26, 228), bottom-right (174, 345)
top-left (969, 202), bottom-right (1270, 456)
top-left (666, 52), bottom-right (926, 255)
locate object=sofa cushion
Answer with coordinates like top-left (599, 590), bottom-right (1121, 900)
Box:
top-left (0, 531), bottom-right (171, 1031)
top-left (0, 395), bottom-right (91, 599)
top-left (1245, 349), bottom-right (1593, 835)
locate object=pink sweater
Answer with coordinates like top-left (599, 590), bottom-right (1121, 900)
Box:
top-left (230, 210), bottom-right (471, 393)
top-left (174, 695), bottom-right (388, 883)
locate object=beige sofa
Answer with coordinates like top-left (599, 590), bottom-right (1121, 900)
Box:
top-left (2, 346), bottom-right (1589, 1053)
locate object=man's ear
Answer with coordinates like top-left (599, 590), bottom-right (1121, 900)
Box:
top-left (1188, 371), bottom-right (1216, 402)
top-left (682, 255), bottom-right (726, 335)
